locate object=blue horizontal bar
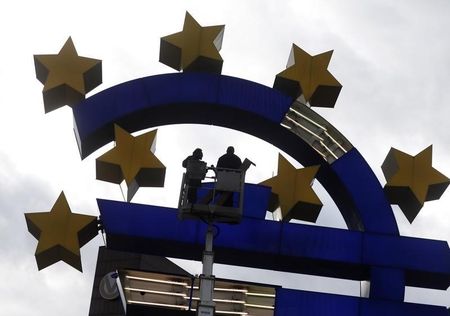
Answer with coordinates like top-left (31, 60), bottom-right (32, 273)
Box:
top-left (275, 288), bottom-right (448, 316)
top-left (98, 199), bottom-right (450, 290)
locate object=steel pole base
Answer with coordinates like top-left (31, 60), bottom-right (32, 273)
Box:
top-left (197, 274), bottom-right (215, 316)
top-left (196, 303), bottom-right (215, 316)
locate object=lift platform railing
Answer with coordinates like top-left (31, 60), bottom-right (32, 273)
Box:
top-left (178, 162), bottom-right (248, 224)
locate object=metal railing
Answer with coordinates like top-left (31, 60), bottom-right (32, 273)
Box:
top-left (178, 166), bottom-right (245, 224)
top-left (281, 100), bottom-right (353, 163)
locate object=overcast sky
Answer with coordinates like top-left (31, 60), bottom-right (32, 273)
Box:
top-left (1, 0), bottom-right (449, 315)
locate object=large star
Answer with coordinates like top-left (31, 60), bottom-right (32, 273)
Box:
top-left (273, 44), bottom-right (342, 108)
top-left (160, 11), bottom-right (224, 73)
top-left (24, 192), bottom-right (98, 271)
top-left (382, 145), bottom-right (449, 223)
top-left (96, 125), bottom-right (166, 201)
top-left (34, 37), bottom-right (102, 113)
top-left (260, 154), bottom-right (322, 222)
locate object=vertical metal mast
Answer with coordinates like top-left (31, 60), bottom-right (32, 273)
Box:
top-left (197, 223), bottom-right (216, 316)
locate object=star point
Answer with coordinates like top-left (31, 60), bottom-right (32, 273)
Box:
top-left (273, 44), bottom-right (342, 108)
top-left (382, 145), bottom-right (450, 223)
top-left (160, 11), bottom-right (225, 74)
top-left (24, 192), bottom-right (98, 271)
top-left (96, 125), bottom-right (166, 201)
top-left (260, 154), bottom-right (322, 222)
top-left (34, 37), bottom-right (102, 113)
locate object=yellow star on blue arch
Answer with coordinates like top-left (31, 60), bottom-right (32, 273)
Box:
top-left (34, 37), bottom-right (102, 113)
top-left (96, 125), bottom-right (166, 201)
top-left (382, 145), bottom-right (450, 222)
top-left (160, 11), bottom-right (225, 74)
top-left (273, 44), bottom-right (341, 108)
top-left (24, 192), bottom-right (98, 271)
top-left (260, 154), bottom-right (322, 222)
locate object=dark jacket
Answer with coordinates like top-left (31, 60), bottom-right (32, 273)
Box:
top-left (217, 153), bottom-right (242, 169)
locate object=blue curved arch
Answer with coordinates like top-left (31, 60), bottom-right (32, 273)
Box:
top-left (73, 72), bottom-right (398, 235)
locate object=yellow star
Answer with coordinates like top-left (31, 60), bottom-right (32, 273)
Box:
top-left (382, 145), bottom-right (449, 223)
top-left (273, 44), bottom-right (342, 108)
top-left (260, 154), bottom-right (322, 222)
top-left (160, 11), bottom-right (225, 73)
top-left (96, 125), bottom-right (166, 201)
top-left (24, 192), bottom-right (98, 271)
top-left (34, 37), bottom-right (102, 113)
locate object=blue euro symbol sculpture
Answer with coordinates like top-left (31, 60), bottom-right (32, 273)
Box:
top-left (73, 72), bottom-right (450, 316)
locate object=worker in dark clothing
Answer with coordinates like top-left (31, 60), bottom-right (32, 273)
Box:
top-left (183, 148), bottom-right (203, 168)
top-left (182, 148), bottom-right (205, 204)
top-left (216, 146), bottom-right (242, 207)
top-left (217, 146), bottom-right (242, 169)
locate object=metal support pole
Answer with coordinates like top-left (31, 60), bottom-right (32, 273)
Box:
top-left (197, 224), bottom-right (216, 316)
